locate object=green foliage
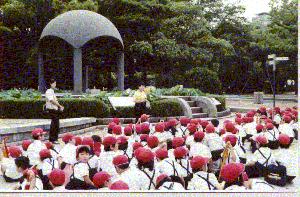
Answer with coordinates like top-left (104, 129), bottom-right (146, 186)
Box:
top-left (150, 98), bottom-right (183, 117)
top-left (0, 88), bottom-right (42, 99)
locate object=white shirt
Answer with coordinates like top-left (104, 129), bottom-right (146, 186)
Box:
top-left (174, 158), bottom-right (191, 177)
top-left (158, 182), bottom-right (185, 190)
top-left (156, 158), bottom-right (185, 177)
top-left (113, 168), bottom-right (141, 190)
top-left (58, 143), bottom-right (77, 165)
top-left (136, 168), bottom-right (159, 190)
top-left (188, 171), bottom-right (219, 190)
top-left (278, 123), bottom-right (295, 138)
top-left (236, 125), bottom-right (247, 138)
top-left (98, 150), bottom-right (123, 178)
top-left (153, 132), bottom-right (173, 143)
top-left (243, 122), bottom-right (257, 135)
top-left (273, 147), bottom-right (297, 176)
top-left (20, 176), bottom-right (43, 190)
top-left (205, 133), bottom-right (224, 151)
top-left (251, 147), bottom-right (276, 166)
top-left (274, 114), bottom-right (281, 125)
top-left (185, 135), bottom-right (196, 147)
top-left (53, 186), bottom-right (66, 191)
top-left (88, 155), bottom-right (100, 170)
top-left (73, 162), bottom-right (89, 181)
top-left (1, 157), bottom-right (23, 179)
top-left (251, 179), bottom-right (274, 191)
top-left (189, 143), bottom-right (212, 159)
top-left (225, 185), bottom-right (247, 191)
top-left (27, 140), bottom-right (47, 166)
top-left (263, 129), bottom-right (279, 141)
top-left (40, 158), bottom-right (59, 176)
top-left (45, 88), bottom-right (58, 110)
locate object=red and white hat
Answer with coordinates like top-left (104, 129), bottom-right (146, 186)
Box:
top-left (31, 128), bottom-right (46, 137)
top-left (73, 136), bottom-right (82, 146)
top-left (22, 140), bottom-right (32, 151)
top-left (278, 134), bottom-right (291, 145)
top-left (205, 124), bottom-right (215, 133)
top-left (141, 114), bottom-right (150, 122)
top-left (266, 123), bottom-right (274, 130)
top-left (132, 142), bottom-right (143, 151)
top-left (156, 174), bottom-right (171, 186)
top-left (200, 120), bottom-right (209, 128)
top-left (168, 119), bottom-right (178, 127)
top-left (255, 135), bottom-right (268, 145)
top-left (124, 126), bottom-right (133, 136)
top-left (135, 124), bottom-right (142, 134)
top-left (223, 135), bottom-right (237, 147)
top-left (108, 122), bottom-right (117, 130)
top-left (225, 122), bottom-right (235, 133)
top-left (135, 148), bottom-right (155, 164)
top-left (82, 137), bottom-right (94, 148)
top-left (112, 117), bottom-right (120, 125)
top-left (48, 169), bottom-right (65, 186)
top-left (190, 119), bottom-right (199, 125)
top-left (112, 125), bottom-right (122, 135)
top-left (8, 146), bottom-right (22, 158)
top-left (180, 117), bottom-right (190, 126)
top-left (39, 149), bottom-right (51, 159)
top-left (62, 133), bottom-right (74, 143)
top-left (194, 131), bottom-right (205, 141)
top-left (155, 148), bottom-right (168, 160)
top-left (140, 134), bottom-right (148, 142)
top-left (174, 147), bottom-right (188, 159)
top-left (93, 171), bottom-right (111, 188)
top-left (256, 124), bottom-right (264, 132)
top-left (117, 136), bottom-right (128, 145)
top-left (283, 115), bottom-right (292, 123)
top-left (220, 163), bottom-right (245, 183)
top-left (109, 180), bottom-right (129, 190)
top-left (44, 141), bottom-right (53, 149)
top-left (190, 156), bottom-right (209, 170)
top-left (141, 123), bottom-right (150, 133)
top-left (172, 137), bottom-right (185, 148)
top-left (113, 155), bottom-right (129, 166)
top-left (147, 136), bottom-right (159, 148)
top-left (102, 136), bottom-right (117, 147)
top-left (187, 123), bottom-right (197, 134)
top-left (235, 118), bottom-right (243, 125)
top-left (155, 122), bottom-right (165, 133)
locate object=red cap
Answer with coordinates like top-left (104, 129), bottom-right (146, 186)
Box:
top-left (225, 122), bottom-right (235, 133)
top-left (135, 124), bottom-right (142, 134)
top-left (235, 118), bottom-right (243, 125)
top-left (62, 133), bottom-right (74, 143)
top-left (283, 115), bottom-right (292, 123)
top-left (132, 142), bottom-right (143, 151)
top-left (103, 136), bottom-right (117, 147)
top-left (180, 117), bottom-right (190, 126)
top-left (141, 123), bottom-right (150, 133)
top-left (205, 124), bottom-right (215, 133)
top-left (261, 115), bottom-right (267, 119)
top-left (190, 156), bottom-right (209, 170)
top-left (265, 118), bottom-right (273, 124)
top-left (135, 148), bottom-right (155, 163)
top-left (246, 111), bottom-right (255, 117)
top-left (190, 119), bottom-right (199, 125)
top-left (109, 180), bottom-right (129, 190)
top-left (220, 163), bottom-right (245, 183)
top-left (141, 114), bottom-right (150, 122)
top-left (48, 169), bottom-right (65, 186)
top-left (140, 134), bottom-right (149, 142)
top-left (8, 146), bottom-right (22, 158)
top-left (274, 107), bottom-right (281, 114)
top-left (73, 136), bottom-right (82, 146)
top-left (124, 126), bottom-right (133, 136)
top-left (112, 118), bottom-right (120, 125)
top-left (224, 135), bottom-right (237, 147)
top-left (156, 174), bottom-right (170, 186)
top-left (266, 123), bottom-right (274, 130)
top-left (155, 123), bottom-right (165, 133)
top-left (278, 134), bottom-right (290, 145)
top-left (194, 131), bottom-right (205, 141)
top-left (155, 148), bottom-right (168, 160)
top-left (236, 113), bottom-right (242, 118)
top-left (93, 142), bottom-right (101, 157)
top-left (108, 122), bottom-right (117, 130)
top-left (168, 119), bottom-right (178, 127)
top-left (117, 136), bottom-right (128, 145)
top-left (256, 124), bottom-right (264, 132)
top-left (219, 128), bottom-right (226, 135)
top-left (39, 149), bottom-right (51, 159)
top-left (174, 147), bottom-right (188, 159)
top-left (82, 137), bottom-right (94, 148)
top-left (113, 155), bottom-right (129, 166)
top-left (200, 120), bottom-right (209, 128)
top-left (187, 123), bottom-right (197, 134)
top-left (248, 117), bottom-right (254, 123)
top-left (22, 140), bottom-right (32, 151)
top-left (147, 136), bottom-right (159, 148)
top-left (259, 106), bottom-right (266, 112)
top-left (93, 171), bottom-right (111, 188)
top-left (112, 125), bottom-right (122, 135)
top-left (256, 135), bottom-right (268, 145)
top-left (285, 107), bottom-right (292, 112)
top-left (45, 141), bottom-right (53, 149)
top-left (172, 137), bottom-right (185, 148)
top-left (31, 128), bottom-right (46, 137)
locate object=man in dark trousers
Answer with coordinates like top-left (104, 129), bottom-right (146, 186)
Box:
top-left (45, 79), bottom-right (64, 144)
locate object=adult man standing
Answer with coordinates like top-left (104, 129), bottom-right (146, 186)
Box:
top-left (45, 79), bottom-right (64, 144)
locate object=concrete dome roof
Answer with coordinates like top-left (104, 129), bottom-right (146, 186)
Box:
top-left (40, 10), bottom-right (123, 49)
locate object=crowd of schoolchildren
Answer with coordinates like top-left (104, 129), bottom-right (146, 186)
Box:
top-left (0, 106), bottom-right (298, 191)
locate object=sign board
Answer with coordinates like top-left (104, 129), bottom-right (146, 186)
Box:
top-left (209, 98), bottom-right (221, 106)
top-left (108, 97), bottom-right (135, 110)
top-left (275, 57), bottom-right (289, 61)
top-left (268, 54), bottom-right (276, 59)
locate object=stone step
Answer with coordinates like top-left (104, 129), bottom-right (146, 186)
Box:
top-left (177, 96), bottom-right (191, 101)
top-left (191, 107), bottom-right (203, 113)
top-left (187, 101), bottom-right (197, 107)
top-left (192, 113), bottom-right (208, 118)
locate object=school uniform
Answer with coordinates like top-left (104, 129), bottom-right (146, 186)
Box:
top-left (264, 129), bottom-right (280, 149)
top-left (224, 185), bottom-right (247, 191)
top-left (251, 179), bottom-right (274, 191)
top-left (27, 140), bottom-right (47, 166)
top-left (278, 123), bottom-right (295, 141)
top-left (243, 122), bottom-right (257, 136)
top-left (177, 126), bottom-right (189, 137)
top-left (273, 147), bottom-right (297, 178)
top-left (187, 171), bottom-right (219, 190)
top-left (53, 186), bottom-right (66, 191)
top-left (58, 143), bottom-right (77, 165)
top-left (189, 142), bottom-right (212, 159)
top-left (156, 158), bottom-right (186, 178)
top-left (88, 154), bottom-right (100, 178)
top-left (65, 162), bottom-right (97, 190)
top-left (20, 174), bottom-right (43, 190)
top-left (136, 167), bottom-right (159, 190)
top-left (39, 158), bottom-right (59, 176)
top-left (205, 133), bottom-right (224, 161)
top-left (274, 114), bottom-right (282, 126)
top-left (1, 157), bottom-right (23, 182)
top-left (185, 135), bottom-right (196, 147)
top-left (153, 132), bottom-right (173, 144)
top-left (98, 150), bottom-right (123, 178)
top-left (112, 168), bottom-right (141, 190)
top-left (235, 137), bottom-right (247, 164)
top-left (157, 181), bottom-right (185, 190)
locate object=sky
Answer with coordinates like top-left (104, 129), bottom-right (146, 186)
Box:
top-left (225, 0), bottom-right (271, 20)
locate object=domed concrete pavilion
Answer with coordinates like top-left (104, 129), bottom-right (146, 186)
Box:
top-left (38, 10), bottom-right (124, 94)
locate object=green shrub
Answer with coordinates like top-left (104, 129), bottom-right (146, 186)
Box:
top-left (0, 98), bottom-right (110, 119)
top-left (214, 96), bottom-right (226, 111)
top-left (150, 99), bottom-right (183, 117)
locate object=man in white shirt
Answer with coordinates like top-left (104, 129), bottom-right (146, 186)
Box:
top-left (45, 79), bottom-right (64, 144)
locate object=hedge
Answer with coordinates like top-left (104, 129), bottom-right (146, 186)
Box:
top-left (112, 99), bottom-right (183, 118)
top-left (214, 96), bottom-right (226, 112)
top-left (0, 98), bottom-right (110, 119)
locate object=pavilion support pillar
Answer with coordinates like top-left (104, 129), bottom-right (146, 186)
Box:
top-left (117, 51), bottom-right (124, 91)
top-left (73, 47), bottom-right (83, 94)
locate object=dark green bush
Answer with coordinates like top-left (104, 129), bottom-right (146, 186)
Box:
top-left (0, 98), bottom-right (110, 119)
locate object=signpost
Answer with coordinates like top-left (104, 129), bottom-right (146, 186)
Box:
top-left (267, 54), bottom-right (289, 108)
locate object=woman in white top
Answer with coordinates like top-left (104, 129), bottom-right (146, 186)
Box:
top-left (45, 79), bottom-right (64, 143)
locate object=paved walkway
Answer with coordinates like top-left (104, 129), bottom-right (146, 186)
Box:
top-left (226, 98), bottom-right (297, 109)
